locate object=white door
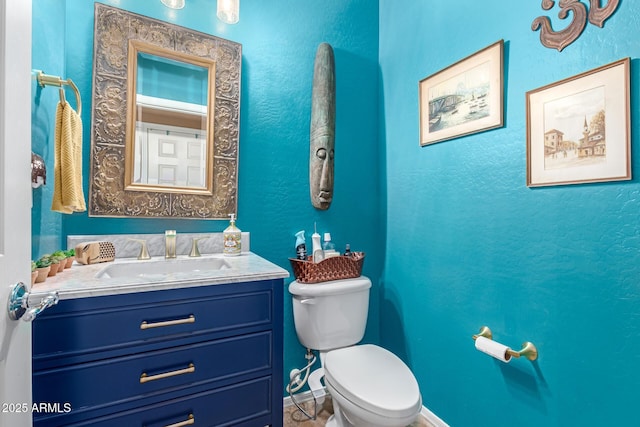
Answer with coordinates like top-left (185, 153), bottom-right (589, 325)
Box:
top-left (0, 1), bottom-right (33, 426)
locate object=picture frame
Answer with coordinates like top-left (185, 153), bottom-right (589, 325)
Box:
top-left (526, 58), bottom-right (631, 187)
top-left (419, 40), bottom-right (504, 146)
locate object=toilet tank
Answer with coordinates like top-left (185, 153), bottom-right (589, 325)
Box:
top-left (288, 276), bottom-right (371, 351)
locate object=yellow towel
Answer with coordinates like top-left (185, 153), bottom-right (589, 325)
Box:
top-left (51, 101), bottom-right (86, 214)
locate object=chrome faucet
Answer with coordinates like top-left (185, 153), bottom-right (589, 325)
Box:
top-left (165, 230), bottom-right (177, 259)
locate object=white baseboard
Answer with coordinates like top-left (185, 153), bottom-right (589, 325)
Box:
top-left (284, 390), bottom-right (449, 426)
top-left (283, 389), bottom-right (322, 408)
top-left (421, 405), bottom-right (450, 427)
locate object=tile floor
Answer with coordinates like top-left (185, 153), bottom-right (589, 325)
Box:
top-left (283, 395), bottom-right (435, 427)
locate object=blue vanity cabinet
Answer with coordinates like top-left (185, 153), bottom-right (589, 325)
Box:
top-left (31, 279), bottom-right (284, 427)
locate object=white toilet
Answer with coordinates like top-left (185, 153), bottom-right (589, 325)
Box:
top-left (289, 276), bottom-right (422, 427)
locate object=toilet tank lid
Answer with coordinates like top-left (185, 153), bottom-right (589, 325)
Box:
top-left (289, 276), bottom-right (371, 297)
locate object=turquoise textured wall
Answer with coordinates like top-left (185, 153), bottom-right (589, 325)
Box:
top-left (31, 0), bottom-right (66, 258)
top-left (33, 2), bottom-right (640, 423)
top-left (379, 1), bottom-right (640, 425)
top-left (31, 0), bottom-right (381, 395)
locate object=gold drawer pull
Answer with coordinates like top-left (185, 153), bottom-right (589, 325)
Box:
top-left (140, 315), bottom-right (195, 330)
top-left (161, 414), bottom-right (194, 427)
top-left (140, 363), bottom-right (195, 384)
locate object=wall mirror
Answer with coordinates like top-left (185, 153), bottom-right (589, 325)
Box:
top-left (126, 41), bottom-right (215, 194)
top-left (90, 4), bottom-right (241, 219)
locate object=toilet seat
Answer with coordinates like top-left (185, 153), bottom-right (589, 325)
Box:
top-left (324, 344), bottom-right (422, 419)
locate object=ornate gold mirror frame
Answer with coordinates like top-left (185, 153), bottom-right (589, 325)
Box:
top-left (89, 4), bottom-right (241, 219)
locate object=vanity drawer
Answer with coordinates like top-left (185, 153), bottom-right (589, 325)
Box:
top-left (33, 283), bottom-right (273, 368)
top-left (35, 376), bottom-right (273, 427)
top-left (33, 331), bottom-right (272, 422)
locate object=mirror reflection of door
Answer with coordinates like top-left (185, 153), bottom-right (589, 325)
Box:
top-left (125, 41), bottom-right (215, 195)
top-left (134, 125), bottom-right (207, 188)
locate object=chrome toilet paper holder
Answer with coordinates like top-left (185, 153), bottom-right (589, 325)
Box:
top-left (472, 326), bottom-right (538, 361)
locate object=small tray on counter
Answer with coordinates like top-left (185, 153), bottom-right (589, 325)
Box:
top-left (289, 252), bottom-right (365, 284)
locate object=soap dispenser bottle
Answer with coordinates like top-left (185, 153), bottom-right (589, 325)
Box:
top-left (223, 214), bottom-right (242, 256)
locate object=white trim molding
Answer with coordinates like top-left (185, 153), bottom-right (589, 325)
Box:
top-left (421, 405), bottom-right (450, 427)
top-left (283, 389), bottom-right (321, 408)
top-left (283, 391), bottom-right (450, 426)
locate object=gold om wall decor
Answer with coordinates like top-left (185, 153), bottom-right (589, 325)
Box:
top-left (532, 0), bottom-right (619, 51)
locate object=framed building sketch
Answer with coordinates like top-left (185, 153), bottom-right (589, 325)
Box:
top-left (526, 58), bottom-right (630, 187)
top-left (419, 40), bottom-right (504, 146)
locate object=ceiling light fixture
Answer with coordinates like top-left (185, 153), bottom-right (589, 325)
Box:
top-left (217, 0), bottom-right (239, 24)
top-left (161, 0), bottom-right (185, 9)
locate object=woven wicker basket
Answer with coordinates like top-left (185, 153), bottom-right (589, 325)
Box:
top-left (289, 252), bottom-right (365, 284)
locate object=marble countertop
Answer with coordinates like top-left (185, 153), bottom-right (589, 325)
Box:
top-left (31, 252), bottom-right (289, 301)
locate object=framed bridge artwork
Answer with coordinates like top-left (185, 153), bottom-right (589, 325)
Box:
top-left (419, 40), bottom-right (504, 146)
top-left (526, 58), bottom-right (631, 187)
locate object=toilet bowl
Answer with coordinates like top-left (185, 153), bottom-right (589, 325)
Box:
top-left (324, 344), bottom-right (422, 427)
top-left (289, 277), bottom-right (422, 427)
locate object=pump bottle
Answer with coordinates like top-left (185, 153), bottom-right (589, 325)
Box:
top-left (223, 214), bottom-right (242, 256)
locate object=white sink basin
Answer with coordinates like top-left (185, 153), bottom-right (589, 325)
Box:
top-left (96, 257), bottom-right (231, 279)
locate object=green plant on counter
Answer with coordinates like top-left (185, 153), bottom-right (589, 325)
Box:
top-left (64, 248), bottom-right (75, 258)
top-left (51, 250), bottom-right (67, 263)
top-left (43, 255), bottom-right (58, 267)
top-left (31, 260), bottom-right (37, 272)
top-left (35, 256), bottom-right (52, 268)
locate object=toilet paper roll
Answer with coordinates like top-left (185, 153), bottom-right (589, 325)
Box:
top-left (475, 336), bottom-right (512, 363)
